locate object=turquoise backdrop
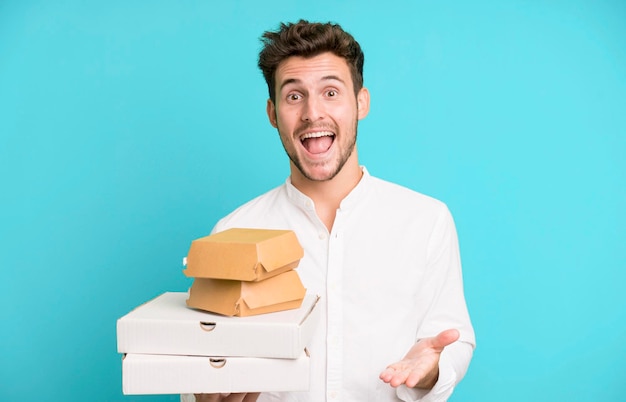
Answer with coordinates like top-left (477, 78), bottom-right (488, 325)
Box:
top-left (1, 1), bottom-right (625, 401)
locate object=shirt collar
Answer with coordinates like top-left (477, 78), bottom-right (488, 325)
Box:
top-left (284, 166), bottom-right (372, 211)
top-left (339, 166), bottom-right (371, 210)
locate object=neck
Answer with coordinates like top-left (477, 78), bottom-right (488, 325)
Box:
top-left (290, 151), bottom-right (362, 232)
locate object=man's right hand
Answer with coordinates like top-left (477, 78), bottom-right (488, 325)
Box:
top-left (194, 393), bottom-right (260, 402)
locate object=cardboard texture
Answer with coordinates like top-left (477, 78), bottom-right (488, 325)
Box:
top-left (117, 292), bottom-right (320, 358)
top-left (183, 228), bottom-right (304, 281)
top-left (186, 269), bottom-right (306, 316)
top-left (122, 350), bottom-right (310, 394)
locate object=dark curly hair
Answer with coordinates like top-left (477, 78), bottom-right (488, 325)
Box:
top-left (258, 20), bottom-right (364, 103)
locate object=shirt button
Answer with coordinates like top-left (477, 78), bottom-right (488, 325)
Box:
top-left (318, 233), bottom-right (326, 240)
top-left (329, 391), bottom-right (338, 399)
top-left (305, 200), bottom-right (313, 208)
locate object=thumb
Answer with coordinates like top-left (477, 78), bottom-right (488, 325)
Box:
top-left (432, 328), bottom-right (460, 350)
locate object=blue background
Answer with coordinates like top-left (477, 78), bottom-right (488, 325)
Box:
top-left (1, 1), bottom-right (625, 401)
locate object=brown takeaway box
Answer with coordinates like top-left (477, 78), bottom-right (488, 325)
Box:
top-left (187, 269), bottom-right (306, 317)
top-left (183, 228), bottom-right (304, 282)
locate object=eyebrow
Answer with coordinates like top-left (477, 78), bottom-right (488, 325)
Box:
top-left (279, 75), bottom-right (346, 92)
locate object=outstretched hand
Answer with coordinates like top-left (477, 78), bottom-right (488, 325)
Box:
top-left (379, 329), bottom-right (460, 389)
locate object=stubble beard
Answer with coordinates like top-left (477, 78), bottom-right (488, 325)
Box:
top-left (279, 119), bottom-right (358, 182)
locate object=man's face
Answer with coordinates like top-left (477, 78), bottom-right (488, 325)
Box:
top-left (267, 52), bottom-right (369, 182)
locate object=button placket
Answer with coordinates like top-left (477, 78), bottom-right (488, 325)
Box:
top-left (326, 209), bottom-right (344, 400)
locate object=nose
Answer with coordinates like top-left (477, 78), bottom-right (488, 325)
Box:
top-left (301, 96), bottom-right (324, 122)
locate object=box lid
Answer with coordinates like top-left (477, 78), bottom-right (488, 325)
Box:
top-left (122, 350), bottom-right (310, 394)
top-left (117, 292), bottom-right (320, 358)
top-left (183, 228), bottom-right (304, 281)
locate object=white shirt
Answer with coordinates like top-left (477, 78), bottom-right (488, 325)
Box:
top-left (192, 167), bottom-right (475, 402)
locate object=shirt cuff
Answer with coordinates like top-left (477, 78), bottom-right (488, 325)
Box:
top-left (395, 352), bottom-right (458, 402)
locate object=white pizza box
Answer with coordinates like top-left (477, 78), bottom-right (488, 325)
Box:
top-left (122, 350), bottom-right (310, 395)
top-left (117, 292), bottom-right (320, 359)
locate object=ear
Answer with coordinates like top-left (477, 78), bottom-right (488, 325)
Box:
top-left (266, 99), bottom-right (278, 128)
top-left (357, 87), bottom-right (370, 120)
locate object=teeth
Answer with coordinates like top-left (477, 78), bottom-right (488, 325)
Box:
top-left (301, 131), bottom-right (334, 139)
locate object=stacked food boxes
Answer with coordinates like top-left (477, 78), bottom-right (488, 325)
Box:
top-left (184, 228), bottom-right (308, 316)
top-left (116, 228), bottom-right (320, 395)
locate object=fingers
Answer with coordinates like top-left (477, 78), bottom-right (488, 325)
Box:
top-left (380, 360), bottom-right (437, 389)
top-left (224, 394), bottom-right (250, 402)
top-left (194, 393), bottom-right (257, 402)
top-left (379, 366), bottom-right (410, 387)
top-left (379, 360), bottom-right (429, 388)
top-left (194, 394), bottom-right (226, 402)
top-left (242, 393), bottom-right (261, 402)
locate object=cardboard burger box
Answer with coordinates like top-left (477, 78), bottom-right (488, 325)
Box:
top-left (117, 292), bottom-right (320, 359)
top-left (187, 269), bottom-right (306, 317)
top-left (183, 228), bottom-right (304, 282)
top-left (122, 350), bottom-right (310, 395)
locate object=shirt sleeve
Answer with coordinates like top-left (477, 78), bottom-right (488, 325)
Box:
top-left (395, 341), bottom-right (474, 402)
top-left (396, 204), bottom-right (476, 401)
top-left (416, 205), bottom-right (475, 345)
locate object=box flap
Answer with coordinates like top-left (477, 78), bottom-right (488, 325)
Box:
top-left (256, 230), bottom-right (304, 273)
top-left (241, 270), bottom-right (305, 309)
top-left (186, 278), bottom-right (240, 316)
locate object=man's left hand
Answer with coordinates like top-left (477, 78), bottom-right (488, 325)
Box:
top-left (379, 329), bottom-right (460, 389)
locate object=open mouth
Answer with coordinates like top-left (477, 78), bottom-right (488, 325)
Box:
top-left (300, 131), bottom-right (335, 155)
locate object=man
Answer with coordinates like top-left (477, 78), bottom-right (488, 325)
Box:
top-left (192, 20), bottom-right (475, 402)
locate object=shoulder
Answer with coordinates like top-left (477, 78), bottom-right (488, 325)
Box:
top-left (212, 184), bottom-right (288, 232)
top-left (367, 175), bottom-right (449, 214)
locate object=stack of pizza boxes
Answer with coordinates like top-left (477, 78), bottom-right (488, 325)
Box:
top-left (116, 228), bottom-right (320, 395)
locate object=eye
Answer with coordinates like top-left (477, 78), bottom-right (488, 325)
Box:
top-left (287, 93), bottom-right (302, 102)
top-left (326, 89), bottom-right (338, 97)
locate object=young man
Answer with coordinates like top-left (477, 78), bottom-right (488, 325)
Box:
top-left (192, 20), bottom-right (475, 402)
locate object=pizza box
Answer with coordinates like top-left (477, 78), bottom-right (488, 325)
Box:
top-left (117, 292), bottom-right (320, 359)
top-left (122, 350), bottom-right (310, 394)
